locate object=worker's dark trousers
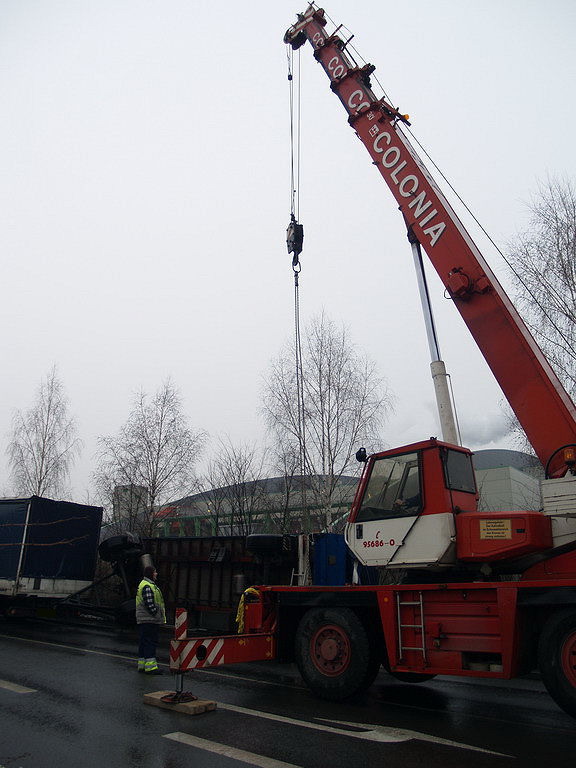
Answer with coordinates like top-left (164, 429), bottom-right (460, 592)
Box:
top-left (138, 623), bottom-right (159, 659)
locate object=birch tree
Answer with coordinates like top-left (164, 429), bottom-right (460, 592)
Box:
top-left (263, 313), bottom-right (391, 531)
top-left (507, 177), bottom-right (576, 396)
top-left (95, 380), bottom-right (205, 537)
top-left (7, 367), bottom-right (81, 498)
top-left (201, 439), bottom-right (268, 536)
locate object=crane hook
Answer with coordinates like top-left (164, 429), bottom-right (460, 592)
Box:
top-left (286, 214), bottom-right (304, 268)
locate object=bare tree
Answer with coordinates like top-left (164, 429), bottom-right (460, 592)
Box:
top-left (95, 380), bottom-right (205, 537)
top-left (265, 442), bottom-right (302, 534)
top-left (7, 367), bottom-right (81, 498)
top-left (201, 439), bottom-right (268, 536)
top-left (506, 177), bottom-right (576, 395)
top-left (263, 313), bottom-right (392, 531)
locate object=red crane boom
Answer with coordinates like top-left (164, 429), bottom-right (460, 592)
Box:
top-left (284, 6), bottom-right (576, 476)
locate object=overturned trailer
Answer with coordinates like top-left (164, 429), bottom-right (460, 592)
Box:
top-left (120, 532), bottom-right (350, 632)
top-left (0, 496), bottom-right (103, 616)
top-left (141, 534), bottom-right (305, 632)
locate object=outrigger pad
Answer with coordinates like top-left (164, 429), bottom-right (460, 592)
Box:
top-left (143, 691), bottom-right (216, 715)
top-left (160, 692), bottom-right (198, 704)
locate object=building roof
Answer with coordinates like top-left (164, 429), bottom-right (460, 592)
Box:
top-left (171, 474), bottom-right (359, 508)
top-left (472, 449), bottom-right (542, 473)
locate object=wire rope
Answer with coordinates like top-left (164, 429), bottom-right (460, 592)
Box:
top-left (287, 41), bottom-right (309, 531)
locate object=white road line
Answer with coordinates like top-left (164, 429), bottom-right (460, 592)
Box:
top-left (164, 732), bottom-right (302, 768)
top-left (0, 632), bottom-right (136, 663)
top-left (0, 679), bottom-right (36, 693)
top-left (317, 717), bottom-right (511, 756)
top-left (217, 702), bottom-right (407, 742)
top-left (215, 702), bottom-right (511, 756)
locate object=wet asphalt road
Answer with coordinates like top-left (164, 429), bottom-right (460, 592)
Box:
top-left (0, 618), bottom-right (575, 768)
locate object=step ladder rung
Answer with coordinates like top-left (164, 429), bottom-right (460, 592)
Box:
top-left (396, 591), bottom-right (427, 663)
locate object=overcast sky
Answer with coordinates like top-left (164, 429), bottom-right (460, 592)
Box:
top-left (1, 0), bottom-right (575, 499)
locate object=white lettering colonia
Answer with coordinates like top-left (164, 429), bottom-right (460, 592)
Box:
top-left (390, 161), bottom-right (408, 183)
top-left (328, 56), bottom-right (346, 79)
top-left (408, 191), bottom-right (432, 218)
top-left (372, 130), bottom-right (446, 246)
top-left (382, 146), bottom-right (401, 168)
top-left (399, 175), bottom-right (419, 197)
top-left (423, 222), bottom-right (446, 246)
top-left (348, 89), bottom-right (370, 113)
top-left (419, 208), bottom-right (438, 228)
top-left (373, 132), bottom-right (391, 151)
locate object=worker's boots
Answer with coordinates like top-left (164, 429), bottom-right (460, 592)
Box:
top-left (144, 658), bottom-right (163, 675)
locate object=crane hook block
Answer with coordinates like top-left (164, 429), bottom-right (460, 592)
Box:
top-left (286, 218), bottom-right (304, 264)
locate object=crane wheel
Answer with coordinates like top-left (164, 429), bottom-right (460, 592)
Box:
top-left (295, 607), bottom-right (379, 701)
top-left (538, 609), bottom-right (576, 718)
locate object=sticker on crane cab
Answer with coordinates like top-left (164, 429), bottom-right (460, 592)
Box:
top-left (479, 519), bottom-right (512, 539)
top-left (362, 531), bottom-right (397, 548)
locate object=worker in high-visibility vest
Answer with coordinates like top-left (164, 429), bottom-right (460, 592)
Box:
top-left (135, 565), bottom-right (166, 674)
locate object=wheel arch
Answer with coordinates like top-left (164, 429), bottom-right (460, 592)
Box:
top-left (275, 590), bottom-right (385, 663)
top-left (537, 606), bottom-right (576, 717)
top-left (517, 588), bottom-right (576, 672)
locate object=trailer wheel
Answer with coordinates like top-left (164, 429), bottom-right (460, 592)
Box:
top-left (538, 610), bottom-right (576, 718)
top-left (295, 607), bottom-right (378, 700)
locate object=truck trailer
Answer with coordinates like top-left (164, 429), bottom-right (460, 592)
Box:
top-left (0, 495), bottom-right (103, 615)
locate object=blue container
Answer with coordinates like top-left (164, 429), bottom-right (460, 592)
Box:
top-left (313, 533), bottom-right (348, 586)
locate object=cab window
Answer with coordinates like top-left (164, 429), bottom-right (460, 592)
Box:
top-left (443, 449), bottom-right (476, 493)
top-left (356, 452), bottom-right (422, 522)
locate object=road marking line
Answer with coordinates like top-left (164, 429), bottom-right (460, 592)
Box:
top-left (0, 679), bottom-right (36, 693)
top-left (0, 632), bottom-right (136, 663)
top-left (217, 702), bottom-right (407, 742)
top-left (164, 732), bottom-right (302, 768)
top-left (316, 717), bottom-right (511, 756)
top-left (215, 703), bottom-right (510, 756)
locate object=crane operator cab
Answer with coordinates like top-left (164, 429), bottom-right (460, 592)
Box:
top-left (345, 439), bottom-right (478, 570)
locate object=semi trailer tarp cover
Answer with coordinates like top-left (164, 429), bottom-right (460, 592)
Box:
top-left (0, 496), bottom-right (103, 581)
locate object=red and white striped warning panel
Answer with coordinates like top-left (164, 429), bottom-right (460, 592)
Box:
top-left (170, 638), bottom-right (225, 670)
top-left (174, 608), bottom-right (188, 641)
top-left (170, 634), bottom-right (276, 671)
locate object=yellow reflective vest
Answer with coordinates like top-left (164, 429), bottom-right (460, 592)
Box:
top-left (135, 578), bottom-right (166, 625)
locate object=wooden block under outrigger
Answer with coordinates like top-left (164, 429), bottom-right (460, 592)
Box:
top-left (144, 690), bottom-right (217, 715)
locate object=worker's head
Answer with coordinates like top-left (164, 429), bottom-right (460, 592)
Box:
top-left (143, 565), bottom-right (156, 580)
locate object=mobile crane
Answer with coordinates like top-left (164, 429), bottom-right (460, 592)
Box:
top-left (169, 6), bottom-right (576, 719)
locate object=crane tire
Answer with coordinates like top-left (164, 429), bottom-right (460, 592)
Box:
top-left (538, 609), bottom-right (576, 718)
top-left (295, 607), bottom-right (378, 701)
